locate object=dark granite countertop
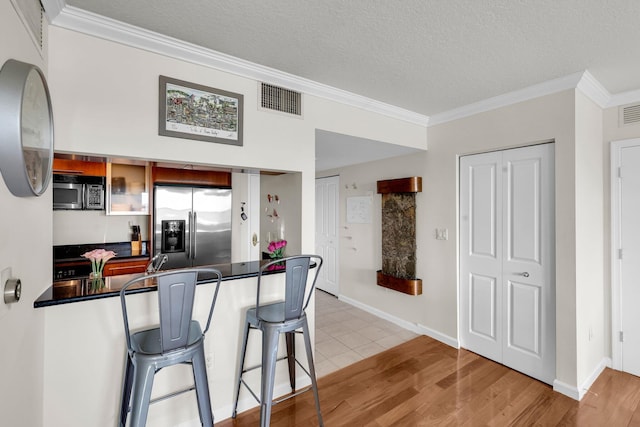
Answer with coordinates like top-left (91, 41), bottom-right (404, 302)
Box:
top-left (35, 260), bottom-right (298, 308)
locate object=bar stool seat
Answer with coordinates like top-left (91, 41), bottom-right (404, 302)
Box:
top-left (118, 268), bottom-right (222, 427)
top-left (232, 255), bottom-right (324, 427)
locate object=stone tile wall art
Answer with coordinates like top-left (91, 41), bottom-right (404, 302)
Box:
top-left (376, 177), bottom-right (422, 295)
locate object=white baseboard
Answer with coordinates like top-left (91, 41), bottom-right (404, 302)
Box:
top-left (553, 357), bottom-right (611, 401)
top-left (338, 295), bottom-right (459, 348)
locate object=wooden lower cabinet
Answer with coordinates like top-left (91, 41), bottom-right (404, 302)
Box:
top-left (103, 258), bottom-right (149, 276)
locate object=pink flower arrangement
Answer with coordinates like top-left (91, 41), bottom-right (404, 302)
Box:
top-left (82, 249), bottom-right (117, 277)
top-left (267, 240), bottom-right (287, 259)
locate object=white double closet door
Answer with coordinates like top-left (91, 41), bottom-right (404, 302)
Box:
top-left (459, 143), bottom-right (555, 385)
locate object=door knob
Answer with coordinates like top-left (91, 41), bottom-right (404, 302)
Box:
top-left (517, 272), bottom-right (530, 278)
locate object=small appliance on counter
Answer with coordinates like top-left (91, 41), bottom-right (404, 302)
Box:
top-left (53, 174), bottom-right (105, 210)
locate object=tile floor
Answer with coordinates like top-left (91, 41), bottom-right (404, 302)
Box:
top-left (313, 290), bottom-right (419, 378)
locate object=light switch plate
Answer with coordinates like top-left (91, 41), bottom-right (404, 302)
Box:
top-left (435, 228), bottom-right (449, 240)
top-left (0, 267), bottom-right (11, 317)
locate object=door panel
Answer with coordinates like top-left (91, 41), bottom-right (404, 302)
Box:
top-left (470, 163), bottom-right (498, 258)
top-left (460, 143), bottom-right (555, 385)
top-left (460, 152), bottom-right (503, 362)
top-left (192, 188), bottom-right (232, 266)
top-left (470, 274), bottom-right (498, 341)
top-left (154, 185), bottom-right (193, 269)
top-left (507, 157), bottom-right (541, 263)
top-left (619, 144), bottom-right (640, 376)
top-left (502, 144), bottom-right (554, 384)
top-left (315, 176), bottom-right (339, 295)
top-left (508, 280), bottom-right (540, 355)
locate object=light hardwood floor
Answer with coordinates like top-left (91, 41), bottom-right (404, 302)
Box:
top-left (218, 335), bottom-right (640, 426)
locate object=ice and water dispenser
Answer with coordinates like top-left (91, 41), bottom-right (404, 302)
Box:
top-left (161, 220), bottom-right (185, 253)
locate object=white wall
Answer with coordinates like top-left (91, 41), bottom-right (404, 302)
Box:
top-left (320, 90), bottom-right (605, 395)
top-left (0, 2), bottom-right (48, 426)
top-left (260, 173), bottom-right (302, 256)
top-left (41, 25), bottom-right (426, 425)
top-left (52, 211), bottom-right (149, 245)
top-left (574, 91), bottom-right (606, 390)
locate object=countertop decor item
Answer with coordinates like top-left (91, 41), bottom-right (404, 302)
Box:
top-left (0, 59), bottom-right (54, 197)
top-left (89, 275), bottom-right (105, 292)
top-left (82, 249), bottom-right (117, 279)
top-left (267, 239), bottom-right (287, 259)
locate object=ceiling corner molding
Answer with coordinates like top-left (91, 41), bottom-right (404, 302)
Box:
top-left (576, 70), bottom-right (610, 108)
top-left (428, 72), bottom-right (586, 127)
top-left (50, 5), bottom-right (430, 127)
top-left (41, 0), bottom-right (65, 23)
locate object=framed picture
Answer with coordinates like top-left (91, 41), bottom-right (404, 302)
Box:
top-left (158, 75), bottom-right (243, 146)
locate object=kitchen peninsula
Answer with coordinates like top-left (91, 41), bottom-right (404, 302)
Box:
top-left (36, 259), bottom-right (317, 426)
top-left (35, 259), bottom-right (293, 307)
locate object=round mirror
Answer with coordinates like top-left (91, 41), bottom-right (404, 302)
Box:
top-left (0, 59), bottom-right (54, 197)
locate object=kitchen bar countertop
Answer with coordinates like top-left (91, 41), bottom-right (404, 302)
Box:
top-left (35, 260), bottom-right (293, 308)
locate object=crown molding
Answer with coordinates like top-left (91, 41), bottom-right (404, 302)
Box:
top-left (607, 88), bottom-right (640, 108)
top-left (49, 5), bottom-right (430, 127)
top-left (429, 72), bottom-right (590, 126)
top-left (42, 1), bottom-right (640, 127)
top-left (576, 70), bottom-right (611, 108)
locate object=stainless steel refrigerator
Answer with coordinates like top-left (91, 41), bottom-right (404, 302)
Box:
top-left (153, 185), bottom-right (232, 269)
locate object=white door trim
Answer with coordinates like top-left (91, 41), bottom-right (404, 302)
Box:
top-left (610, 138), bottom-right (640, 370)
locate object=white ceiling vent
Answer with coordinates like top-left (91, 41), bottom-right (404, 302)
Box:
top-left (621, 103), bottom-right (640, 126)
top-left (260, 83), bottom-right (302, 116)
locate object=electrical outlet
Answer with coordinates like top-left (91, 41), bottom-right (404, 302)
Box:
top-left (205, 354), bottom-right (213, 369)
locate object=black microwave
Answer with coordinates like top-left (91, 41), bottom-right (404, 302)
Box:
top-left (53, 175), bottom-right (105, 210)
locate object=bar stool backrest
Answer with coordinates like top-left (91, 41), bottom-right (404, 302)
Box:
top-left (157, 270), bottom-right (197, 352)
top-left (120, 268), bottom-right (222, 355)
top-left (256, 255), bottom-right (323, 322)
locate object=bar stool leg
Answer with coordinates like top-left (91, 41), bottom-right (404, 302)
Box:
top-left (119, 355), bottom-right (134, 427)
top-left (285, 331), bottom-right (296, 390)
top-left (192, 347), bottom-right (214, 426)
top-left (129, 361), bottom-right (156, 427)
top-left (302, 319), bottom-right (323, 427)
top-left (260, 327), bottom-right (280, 427)
top-left (232, 320), bottom-right (251, 418)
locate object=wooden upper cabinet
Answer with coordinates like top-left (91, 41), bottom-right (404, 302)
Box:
top-left (107, 162), bottom-right (150, 215)
top-left (53, 158), bottom-right (106, 176)
top-left (152, 166), bottom-right (231, 187)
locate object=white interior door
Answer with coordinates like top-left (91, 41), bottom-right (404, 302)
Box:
top-left (460, 143), bottom-right (555, 385)
top-left (315, 176), bottom-right (339, 295)
top-left (612, 139), bottom-right (640, 376)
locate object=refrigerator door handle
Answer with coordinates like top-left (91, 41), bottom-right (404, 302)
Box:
top-left (187, 211), bottom-right (192, 259)
top-left (192, 211), bottom-right (197, 260)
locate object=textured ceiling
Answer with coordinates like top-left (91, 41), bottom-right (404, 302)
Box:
top-left (55, 0), bottom-right (640, 169)
top-left (63, 0), bottom-right (640, 116)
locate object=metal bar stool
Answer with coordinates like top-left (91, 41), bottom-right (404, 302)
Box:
top-left (118, 267), bottom-right (222, 427)
top-left (232, 255), bottom-right (324, 426)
